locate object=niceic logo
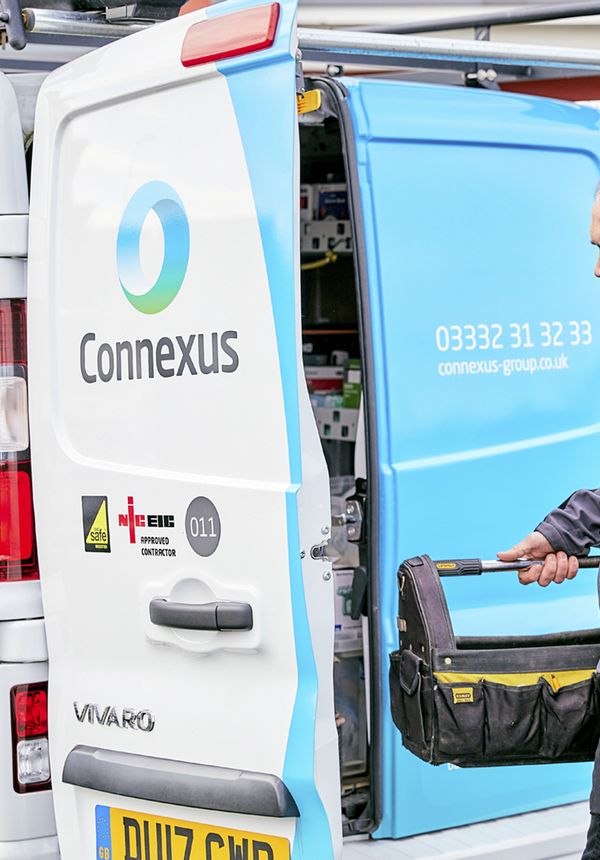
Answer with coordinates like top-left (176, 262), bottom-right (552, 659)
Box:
top-left (119, 497), bottom-right (174, 544)
top-left (117, 181), bottom-right (189, 315)
top-left (78, 181), bottom-right (240, 384)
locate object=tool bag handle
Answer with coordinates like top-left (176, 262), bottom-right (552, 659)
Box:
top-left (433, 556), bottom-right (600, 576)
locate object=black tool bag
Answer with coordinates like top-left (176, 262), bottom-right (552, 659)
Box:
top-left (389, 554), bottom-right (600, 767)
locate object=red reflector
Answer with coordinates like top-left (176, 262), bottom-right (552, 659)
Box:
top-left (0, 468), bottom-right (33, 563)
top-left (12, 685), bottom-right (48, 739)
top-left (181, 3), bottom-right (280, 68)
top-left (0, 299), bottom-right (27, 366)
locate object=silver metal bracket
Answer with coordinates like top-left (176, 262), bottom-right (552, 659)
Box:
top-left (331, 499), bottom-right (363, 543)
top-left (296, 51), bottom-right (305, 96)
top-left (465, 67), bottom-right (499, 89)
top-left (0, 0), bottom-right (26, 50)
top-left (105, 6), bottom-right (139, 22)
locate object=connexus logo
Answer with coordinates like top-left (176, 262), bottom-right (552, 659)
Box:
top-left (116, 181), bottom-right (190, 315)
top-left (79, 181), bottom-right (241, 384)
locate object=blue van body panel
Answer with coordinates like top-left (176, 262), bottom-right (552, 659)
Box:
top-left (344, 78), bottom-right (600, 839)
top-left (211, 2), bottom-right (334, 856)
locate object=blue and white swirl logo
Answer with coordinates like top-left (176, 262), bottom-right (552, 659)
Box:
top-left (116, 181), bottom-right (190, 315)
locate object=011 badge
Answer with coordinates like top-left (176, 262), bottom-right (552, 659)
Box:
top-left (185, 496), bottom-right (221, 557)
top-left (82, 496), bottom-right (111, 553)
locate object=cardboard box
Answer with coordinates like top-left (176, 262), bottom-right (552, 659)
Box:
top-left (300, 219), bottom-right (352, 254)
top-left (316, 183), bottom-right (349, 220)
top-left (300, 184), bottom-right (314, 221)
top-left (314, 406), bottom-right (358, 441)
top-left (304, 366), bottom-right (344, 394)
top-left (343, 360), bottom-right (362, 409)
top-left (334, 569), bottom-right (362, 636)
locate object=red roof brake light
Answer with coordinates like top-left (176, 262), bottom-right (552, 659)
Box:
top-left (181, 3), bottom-right (280, 68)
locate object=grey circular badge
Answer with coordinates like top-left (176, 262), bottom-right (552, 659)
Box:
top-left (185, 497), bottom-right (221, 557)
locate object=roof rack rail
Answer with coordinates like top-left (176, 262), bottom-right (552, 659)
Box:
top-left (3, 5), bottom-right (600, 81)
top-left (22, 7), bottom-right (148, 42)
top-left (0, 4), bottom-right (147, 49)
top-left (345, 0), bottom-right (600, 36)
top-left (297, 28), bottom-right (600, 78)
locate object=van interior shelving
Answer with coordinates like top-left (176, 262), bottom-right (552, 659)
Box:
top-left (299, 109), bottom-right (371, 835)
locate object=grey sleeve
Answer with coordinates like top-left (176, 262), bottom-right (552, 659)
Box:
top-left (536, 488), bottom-right (600, 556)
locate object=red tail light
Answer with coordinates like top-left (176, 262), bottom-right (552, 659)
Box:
top-left (0, 467), bottom-right (34, 565)
top-left (181, 3), bottom-right (280, 68)
top-left (10, 683), bottom-right (51, 793)
top-left (0, 299), bottom-right (38, 582)
top-left (0, 299), bottom-right (27, 366)
top-left (13, 685), bottom-right (47, 738)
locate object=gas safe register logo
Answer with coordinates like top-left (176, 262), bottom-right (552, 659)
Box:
top-left (79, 181), bottom-right (240, 384)
top-left (82, 496), bottom-right (111, 553)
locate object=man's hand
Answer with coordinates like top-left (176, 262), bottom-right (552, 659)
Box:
top-left (497, 531), bottom-right (579, 586)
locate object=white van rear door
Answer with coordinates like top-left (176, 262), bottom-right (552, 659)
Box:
top-left (28, 2), bottom-right (340, 858)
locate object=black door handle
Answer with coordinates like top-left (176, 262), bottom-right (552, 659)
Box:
top-left (149, 598), bottom-right (253, 631)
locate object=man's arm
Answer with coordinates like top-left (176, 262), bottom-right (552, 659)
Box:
top-left (498, 488), bottom-right (600, 587)
top-left (536, 488), bottom-right (600, 555)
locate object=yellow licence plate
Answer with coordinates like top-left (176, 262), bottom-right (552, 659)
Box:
top-left (95, 805), bottom-right (291, 860)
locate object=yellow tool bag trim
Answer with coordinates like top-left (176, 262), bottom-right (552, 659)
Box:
top-left (435, 668), bottom-right (595, 693)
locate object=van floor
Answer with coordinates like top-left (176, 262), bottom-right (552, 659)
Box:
top-left (342, 802), bottom-right (588, 859)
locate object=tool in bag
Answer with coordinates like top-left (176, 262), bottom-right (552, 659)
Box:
top-left (390, 554), bottom-right (600, 767)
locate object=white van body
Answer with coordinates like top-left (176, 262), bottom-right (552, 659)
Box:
top-left (11, 0), bottom-right (600, 857)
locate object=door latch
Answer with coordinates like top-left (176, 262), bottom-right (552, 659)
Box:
top-left (310, 541), bottom-right (340, 562)
top-left (332, 498), bottom-right (363, 543)
top-left (331, 478), bottom-right (367, 544)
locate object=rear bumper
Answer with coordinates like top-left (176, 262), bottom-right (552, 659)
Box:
top-left (0, 835), bottom-right (59, 860)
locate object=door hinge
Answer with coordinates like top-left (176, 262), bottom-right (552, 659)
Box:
top-left (296, 50), bottom-right (304, 96)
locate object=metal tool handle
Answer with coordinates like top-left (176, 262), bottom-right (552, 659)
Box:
top-left (149, 599), bottom-right (253, 631)
top-left (433, 556), bottom-right (600, 576)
